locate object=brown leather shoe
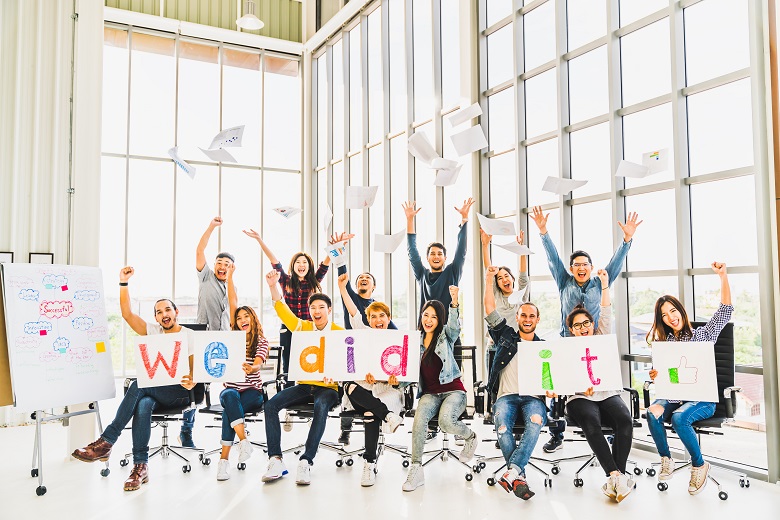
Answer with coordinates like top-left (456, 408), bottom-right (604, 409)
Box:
top-left (124, 463), bottom-right (149, 491)
top-left (72, 438), bottom-right (113, 462)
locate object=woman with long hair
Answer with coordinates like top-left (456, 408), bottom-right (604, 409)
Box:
top-left (402, 286), bottom-right (478, 492)
top-left (215, 264), bottom-right (269, 481)
top-left (645, 261), bottom-right (732, 495)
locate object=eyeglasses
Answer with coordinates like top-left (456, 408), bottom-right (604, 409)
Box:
top-left (571, 262), bottom-right (591, 268)
top-left (571, 320), bottom-right (592, 331)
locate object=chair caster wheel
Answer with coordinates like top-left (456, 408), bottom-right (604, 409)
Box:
top-left (36, 486), bottom-right (47, 496)
top-left (745, 480), bottom-right (750, 488)
top-left (472, 465), bottom-right (479, 473)
top-left (551, 465), bottom-right (560, 475)
top-left (573, 478), bottom-right (583, 487)
top-left (345, 458), bottom-right (354, 466)
top-left (487, 477), bottom-right (496, 486)
top-left (402, 460), bottom-right (410, 468)
top-left (294, 450), bottom-right (301, 455)
top-left (719, 491), bottom-right (728, 500)
top-left (646, 468), bottom-right (656, 477)
top-left (31, 469), bottom-right (39, 478)
top-left (198, 454), bottom-right (204, 461)
top-left (657, 482), bottom-right (668, 491)
top-left (633, 467), bottom-right (642, 476)
top-left (182, 465), bottom-right (191, 473)
top-left (100, 468), bottom-right (110, 477)
top-left (548, 478), bottom-right (553, 488)
top-left (119, 459), bottom-right (128, 467)
top-left (465, 473), bottom-right (473, 481)
top-left (336, 460), bottom-right (343, 468)
top-left (203, 458), bottom-right (211, 466)
top-left (237, 462), bottom-right (246, 471)
top-left (479, 461), bottom-right (486, 469)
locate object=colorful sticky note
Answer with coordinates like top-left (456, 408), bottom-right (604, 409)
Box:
top-left (61, 285), bottom-right (68, 291)
top-left (96, 341), bottom-right (106, 353)
top-left (39, 330), bottom-right (47, 336)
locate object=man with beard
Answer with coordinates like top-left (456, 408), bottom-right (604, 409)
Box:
top-left (483, 266), bottom-right (548, 501)
top-left (72, 267), bottom-right (197, 492)
top-left (337, 264), bottom-right (398, 330)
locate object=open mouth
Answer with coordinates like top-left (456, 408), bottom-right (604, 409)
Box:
top-left (217, 269), bottom-right (227, 277)
top-left (580, 330), bottom-right (590, 336)
top-left (374, 323), bottom-right (385, 329)
top-left (161, 317), bottom-right (171, 326)
top-left (240, 323), bottom-right (249, 330)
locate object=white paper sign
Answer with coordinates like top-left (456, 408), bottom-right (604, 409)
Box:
top-left (651, 342), bottom-right (719, 402)
top-left (408, 132), bottom-right (439, 164)
top-left (208, 125), bottom-right (245, 149)
top-left (477, 213), bottom-right (516, 236)
top-left (192, 331), bottom-right (247, 383)
top-left (451, 125), bottom-right (489, 156)
top-left (168, 147), bottom-right (196, 179)
top-left (448, 102), bottom-right (483, 127)
top-left (434, 165), bottom-right (462, 187)
top-left (273, 206), bottom-right (302, 219)
top-left (541, 176), bottom-right (588, 195)
top-left (615, 160), bottom-right (651, 179)
top-left (374, 230), bottom-right (406, 254)
top-left (199, 147), bottom-right (237, 163)
top-left (346, 186), bottom-right (379, 209)
top-left (494, 241), bottom-right (534, 256)
top-left (516, 335), bottom-right (624, 395)
top-left (642, 148), bottom-right (669, 174)
top-left (288, 329), bottom-right (421, 382)
top-left (133, 332), bottom-right (190, 388)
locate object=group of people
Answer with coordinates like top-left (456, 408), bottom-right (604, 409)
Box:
top-left (71, 200), bottom-right (734, 503)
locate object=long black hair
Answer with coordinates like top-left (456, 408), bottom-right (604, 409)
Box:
top-left (418, 300), bottom-right (447, 363)
top-left (287, 252), bottom-right (322, 294)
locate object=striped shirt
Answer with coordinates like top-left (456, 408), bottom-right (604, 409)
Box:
top-left (273, 262), bottom-right (329, 321)
top-left (224, 336), bottom-right (270, 392)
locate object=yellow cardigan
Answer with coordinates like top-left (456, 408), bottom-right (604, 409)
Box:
top-left (274, 300), bottom-right (343, 390)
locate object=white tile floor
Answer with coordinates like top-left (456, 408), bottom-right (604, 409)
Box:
top-left (2, 398), bottom-right (779, 520)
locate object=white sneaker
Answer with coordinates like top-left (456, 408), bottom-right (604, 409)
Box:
top-left (454, 435), bottom-right (466, 446)
top-left (237, 439), bottom-right (253, 463)
top-left (283, 411), bottom-right (293, 432)
top-left (659, 456), bottom-right (675, 481)
top-left (361, 461), bottom-right (377, 487)
top-left (384, 412), bottom-right (403, 433)
top-left (402, 462), bottom-right (424, 492)
top-left (458, 432), bottom-right (478, 463)
top-left (688, 462), bottom-right (710, 495)
top-left (261, 457), bottom-right (288, 482)
top-left (601, 474), bottom-right (617, 499)
top-left (216, 459), bottom-right (230, 481)
top-left (614, 473), bottom-right (635, 503)
top-left (296, 459), bottom-right (311, 486)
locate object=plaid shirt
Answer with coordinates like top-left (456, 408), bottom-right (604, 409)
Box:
top-left (273, 261), bottom-right (329, 321)
top-left (666, 303), bottom-right (733, 342)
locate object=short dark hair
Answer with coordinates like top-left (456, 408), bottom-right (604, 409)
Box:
top-left (356, 272), bottom-right (376, 286)
top-left (569, 250), bottom-right (592, 266)
top-left (154, 298), bottom-right (178, 312)
top-left (308, 293), bottom-right (332, 309)
top-left (426, 242), bottom-right (447, 257)
top-left (517, 302), bottom-right (540, 317)
top-left (216, 252), bottom-right (235, 263)
top-left (565, 304), bottom-right (593, 329)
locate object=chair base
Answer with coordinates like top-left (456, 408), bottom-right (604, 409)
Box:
top-left (403, 432), bottom-right (483, 482)
top-left (120, 420), bottom-right (204, 473)
top-left (648, 459), bottom-right (741, 500)
top-left (482, 457), bottom-right (553, 488)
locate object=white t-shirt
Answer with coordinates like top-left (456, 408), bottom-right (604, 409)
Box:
top-left (497, 338), bottom-right (523, 399)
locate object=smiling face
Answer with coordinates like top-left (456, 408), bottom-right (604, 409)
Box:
top-left (569, 255), bottom-right (593, 286)
top-left (309, 300), bottom-right (331, 330)
top-left (236, 309), bottom-right (252, 332)
top-left (154, 300), bottom-right (178, 330)
top-left (355, 273), bottom-right (376, 297)
top-left (368, 309), bottom-right (390, 329)
top-left (213, 256), bottom-right (233, 281)
top-left (496, 268), bottom-right (515, 295)
top-left (515, 304), bottom-right (540, 335)
top-left (420, 307), bottom-right (439, 334)
top-left (293, 255), bottom-right (311, 279)
top-left (427, 246), bottom-right (446, 272)
top-left (660, 301), bottom-right (684, 333)
top-left (569, 312), bottom-right (594, 337)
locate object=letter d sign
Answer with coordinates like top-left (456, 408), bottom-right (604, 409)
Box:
top-left (300, 336), bottom-right (326, 374)
top-left (380, 335), bottom-right (408, 377)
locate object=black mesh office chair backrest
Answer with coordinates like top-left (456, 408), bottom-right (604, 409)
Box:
top-left (690, 321), bottom-right (734, 419)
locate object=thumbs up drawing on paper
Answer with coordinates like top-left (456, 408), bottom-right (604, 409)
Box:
top-left (668, 356), bottom-right (698, 385)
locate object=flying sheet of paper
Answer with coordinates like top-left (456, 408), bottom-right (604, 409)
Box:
top-left (476, 213), bottom-right (516, 236)
top-left (507, 290), bottom-right (527, 306)
top-left (324, 241), bottom-right (349, 268)
top-left (373, 230), bottom-right (406, 254)
top-left (321, 204), bottom-right (333, 234)
top-left (346, 186), bottom-right (379, 209)
top-left (208, 125), bottom-right (245, 149)
top-left (199, 147), bottom-right (237, 163)
top-left (615, 160), bottom-right (651, 179)
top-left (541, 176), bottom-right (588, 195)
top-left (430, 157), bottom-right (458, 170)
top-left (451, 124), bottom-right (489, 156)
top-left (434, 165), bottom-right (462, 187)
top-left (273, 206), bottom-right (302, 219)
top-left (408, 132), bottom-right (439, 165)
top-left (448, 102), bottom-right (483, 127)
top-left (168, 147), bottom-right (196, 179)
top-left (642, 148), bottom-right (669, 174)
top-left (494, 242), bottom-right (534, 256)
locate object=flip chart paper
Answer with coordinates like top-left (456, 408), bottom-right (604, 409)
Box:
top-left (451, 125), bottom-right (489, 156)
top-left (346, 186), bottom-right (379, 209)
top-left (373, 230), bottom-right (406, 254)
top-left (541, 176), bottom-right (588, 195)
top-left (477, 213), bottom-right (516, 236)
top-left (448, 102), bottom-right (483, 127)
top-left (168, 147), bottom-right (196, 179)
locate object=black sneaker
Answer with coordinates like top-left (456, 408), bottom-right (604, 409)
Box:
top-left (542, 436), bottom-right (563, 453)
top-left (424, 430), bottom-right (438, 444)
top-left (338, 430), bottom-right (351, 446)
top-left (179, 431), bottom-right (196, 449)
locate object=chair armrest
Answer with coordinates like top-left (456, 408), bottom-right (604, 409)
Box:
top-left (624, 387), bottom-right (641, 420)
top-left (473, 381), bottom-right (486, 416)
top-left (551, 395), bottom-right (567, 419)
top-left (642, 380), bottom-right (654, 409)
top-left (203, 382), bottom-right (212, 407)
top-left (724, 386), bottom-right (742, 418)
top-left (403, 383), bottom-right (417, 412)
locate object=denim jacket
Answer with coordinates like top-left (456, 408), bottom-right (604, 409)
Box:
top-left (485, 310), bottom-right (542, 398)
top-left (417, 306), bottom-right (462, 397)
top-left (540, 233), bottom-right (631, 337)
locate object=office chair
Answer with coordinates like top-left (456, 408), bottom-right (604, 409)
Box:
top-left (642, 322), bottom-right (745, 500)
top-left (118, 378), bottom-right (206, 473)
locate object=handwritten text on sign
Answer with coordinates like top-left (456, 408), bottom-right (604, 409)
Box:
top-left (133, 332), bottom-right (190, 388)
top-left (191, 330), bottom-right (246, 383)
top-left (288, 330), bottom-right (421, 382)
top-left (515, 334), bottom-right (624, 395)
top-left (651, 342), bottom-right (719, 402)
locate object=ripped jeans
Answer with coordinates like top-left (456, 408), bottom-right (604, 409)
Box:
top-left (646, 399), bottom-right (715, 468)
top-left (493, 394), bottom-right (547, 474)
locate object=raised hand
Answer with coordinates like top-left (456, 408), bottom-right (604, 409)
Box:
top-left (337, 273), bottom-right (349, 290)
top-left (711, 261), bottom-right (727, 277)
top-left (480, 229), bottom-right (492, 247)
top-left (530, 206), bottom-right (549, 234)
top-left (329, 232), bottom-right (355, 245)
top-left (265, 269), bottom-right (280, 287)
top-left (242, 228), bottom-right (261, 241)
top-left (119, 266), bottom-right (135, 282)
top-left (209, 216), bottom-right (223, 229)
top-left (486, 265), bottom-right (499, 282)
top-left (449, 285), bottom-right (459, 304)
top-left (516, 230), bottom-right (525, 245)
top-left (226, 263), bottom-right (236, 279)
top-left (597, 268), bottom-right (608, 288)
top-left (402, 201), bottom-right (421, 220)
top-left (617, 212), bottom-right (643, 242)
top-left (455, 197), bottom-right (475, 221)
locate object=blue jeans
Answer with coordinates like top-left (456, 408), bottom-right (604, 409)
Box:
top-left (101, 381), bottom-right (190, 464)
top-left (264, 384), bottom-right (339, 464)
top-left (411, 391), bottom-right (472, 463)
top-left (548, 397), bottom-right (565, 440)
top-left (219, 388), bottom-right (265, 445)
top-left (181, 408), bottom-right (196, 434)
top-left (646, 399), bottom-right (716, 467)
top-left (493, 394), bottom-right (547, 474)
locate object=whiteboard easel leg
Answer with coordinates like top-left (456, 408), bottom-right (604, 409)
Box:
top-left (35, 411), bottom-right (46, 495)
top-left (94, 402), bottom-right (110, 477)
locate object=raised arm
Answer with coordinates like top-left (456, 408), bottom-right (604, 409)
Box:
top-left (596, 269), bottom-right (612, 335)
top-left (322, 232), bottom-right (356, 267)
top-left (449, 198), bottom-right (473, 281)
top-left (337, 273), bottom-right (359, 318)
top-left (445, 286), bottom-right (462, 342)
top-left (403, 200), bottom-right (421, 234)
top-left (118, 267), bottom-right (148, 336)
top-left (713, 261), bottom-right (731, 306)
top-left (604, 212), bottom-right (642, 285)
top-left (196, 217), bottom-right (222, 272)
top-left (404, 201), bottom-right (425, 280)
top-left (242, 228), bottom-right (279, 266)
top-left (227, 263), bottom-right (238, 329)
top-left (532, 206), bottom-right (568, 289)
top-left (480, 230), bottom-right (492, 268)
top-left (484, 266), bottom-right (498, 316)
top-left (517, 230), bottom-right (528, 276)
top-left (266, 270), bottom-right (303, 331)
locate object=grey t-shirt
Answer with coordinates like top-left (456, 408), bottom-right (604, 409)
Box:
top-left (196, 264), bottom-right (230, 331)
top-left (497, 337), bottom-right (522, 399)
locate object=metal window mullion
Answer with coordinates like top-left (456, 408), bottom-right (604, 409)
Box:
top-left (432, 0), bottom-right (444, 241)
top-left (258, 51), bottom-right (267, 310)
top-left (171, 32), bottom-right (179, 305)
top-left (554, 0), bottom-right (571, 260)
top-left (514, 5), bottom-right (528, 273)
top-left (361, 12), bottom-right (370, 274)
top-left (405, 0), bottom-right (417, 319)
top-left (343, 28), bottom-right (353, 269)
top-left (326, 44), bottom-right (335, 295)
top-left (382, 0), bottom-right (392, 302)
top-left (122, 27), bottom-right (133, 378)
top-left (478, 0), bottom-right (491, 233)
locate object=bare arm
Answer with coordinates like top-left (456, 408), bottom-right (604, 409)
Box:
top-left (517, 231), bottom-right (527, 274)
top-left (337, 273), bottom-right (359, 317)
top-left (597, 269), bottom-right (610, 307)
top-left (712, 262), bottom-right (731, 305)
top-left (480, 230), bottom-right (492, 269)
top-left (242, 228), bottom-right (279, 266)
top-left (484, 266), bottom-right (498, 316)
top-left (118, 267), bottom-right (148, 336)
top-left (196, 217), bottom-right (222, 271)
top-left (227, 264), bottom-right (237, 328)
top-left (403, 201), bottom-right (421, 233)
top-left (266, 270), bottom-right (283, 302)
